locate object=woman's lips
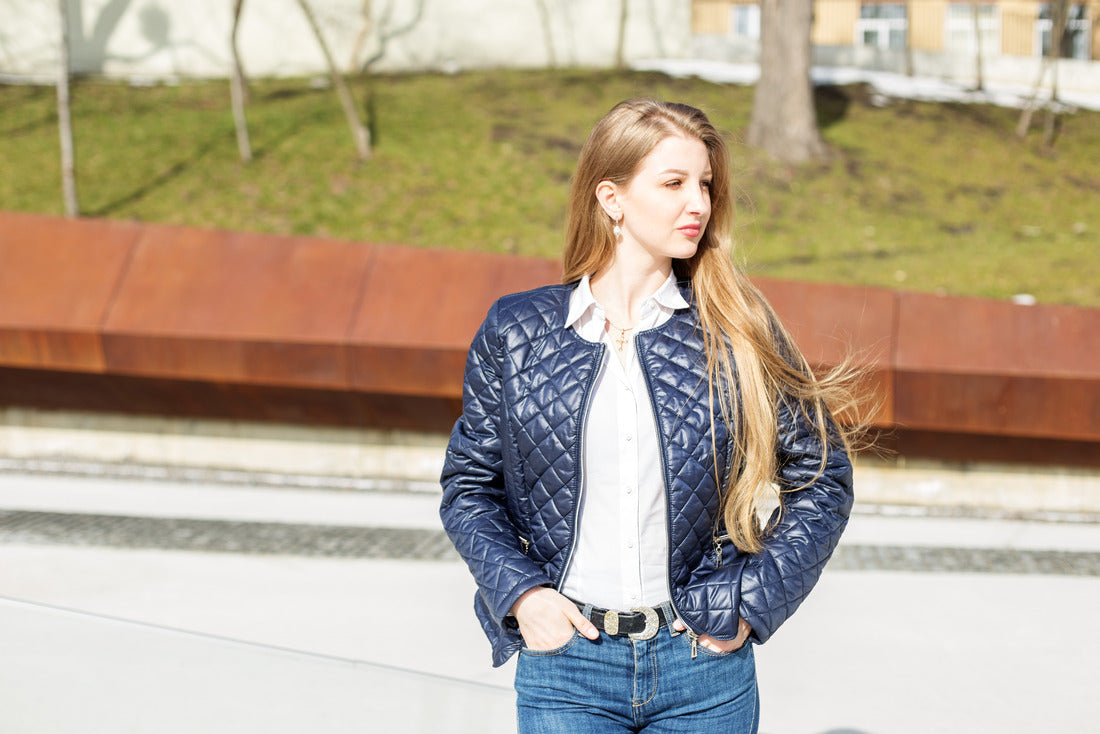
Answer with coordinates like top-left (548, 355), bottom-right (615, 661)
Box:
top-left (679, 225), bottom-right (701, 237)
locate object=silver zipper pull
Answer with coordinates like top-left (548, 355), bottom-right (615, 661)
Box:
top-left (714, 539), bottom-right (723, 568)
top-left (687, 630), bottom-right (699, 659)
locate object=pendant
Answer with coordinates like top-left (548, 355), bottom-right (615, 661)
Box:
top-left (615, 327), bottom-right (630, 352)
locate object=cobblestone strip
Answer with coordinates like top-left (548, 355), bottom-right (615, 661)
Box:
top-left (1, 510), bottom-right (1098, 575)
top-left (0, 511), bottom-right (459, 562)
top-left (829, 544), bottom-right (1098, 576)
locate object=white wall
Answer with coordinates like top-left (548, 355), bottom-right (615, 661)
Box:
top-left (0, 0), bottom-right (692, 81)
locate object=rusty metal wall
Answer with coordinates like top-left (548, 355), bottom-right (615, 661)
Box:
top-left (1, 211), bottom-right (1097, 466)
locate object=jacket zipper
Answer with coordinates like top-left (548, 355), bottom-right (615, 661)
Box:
top-left (636, 335), bottom-right (696, 647)
top-left (554, 342), bottom-right (605, 587)
top-left (713, 533), bottom-right (730, 568)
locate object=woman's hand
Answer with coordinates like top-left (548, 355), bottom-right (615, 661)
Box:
top-left (673, 616), bottom-right (752, 653)
top-left (510, 587), bottom-right (600, 650)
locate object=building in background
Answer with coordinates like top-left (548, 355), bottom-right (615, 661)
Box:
top-left (694, 0), bottom-right (1097, 60)
top-left (692, 0), bottom-right (1099, 89)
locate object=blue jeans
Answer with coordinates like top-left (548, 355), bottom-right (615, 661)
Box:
top-left (515, 617), bottom-right (758, 733)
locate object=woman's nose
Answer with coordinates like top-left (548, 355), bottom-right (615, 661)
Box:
top-left (687, 186), bottom-right (707, 214)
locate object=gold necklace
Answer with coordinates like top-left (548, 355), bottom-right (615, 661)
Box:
top-left (605, 318), bottom-right (633, 352)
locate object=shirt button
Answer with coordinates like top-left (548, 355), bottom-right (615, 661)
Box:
top-left (627, 540), bottom-right (635, 549)
top-left (625, 485), bottom-right (633, 494)
top-left (625, 433), bottom-right (633, 441)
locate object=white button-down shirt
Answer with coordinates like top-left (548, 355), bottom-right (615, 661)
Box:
top-left (558, 272), bottom-right (689, 610)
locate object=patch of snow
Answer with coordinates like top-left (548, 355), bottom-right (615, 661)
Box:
top-left (632, 59), bottom-right (1100, 112)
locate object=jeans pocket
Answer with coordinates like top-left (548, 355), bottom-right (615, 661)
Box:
top-left (684, 633), bottom-right (751, 659)
top-left (520, 629), bottom-right (581, 657)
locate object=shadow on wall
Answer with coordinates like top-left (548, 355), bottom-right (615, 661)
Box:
top-left (66, 0), bottom-right (170, 74)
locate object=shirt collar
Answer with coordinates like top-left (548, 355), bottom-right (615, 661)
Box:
top-left (565, 274), bottom-right (599, 329)
top-left (565, 271), bottom-right (688, 329)
top-left (651, 271), bottom-right (690, 312)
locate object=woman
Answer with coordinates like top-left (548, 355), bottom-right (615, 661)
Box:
top-left (440, 99), bottom-right (859, 732)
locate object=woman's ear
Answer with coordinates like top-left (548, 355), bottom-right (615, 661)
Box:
top-left (595, 180), bottom-right (621, 220)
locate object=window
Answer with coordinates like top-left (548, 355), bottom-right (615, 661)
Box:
top-left (946, 3), bottom-right (1001, 56)
top-left (730, 3), bottom-right (760, 40)
top-left (1036, 4), bottom-right (1090, 60)
top-left (856, 3), bottom-right (908, 50)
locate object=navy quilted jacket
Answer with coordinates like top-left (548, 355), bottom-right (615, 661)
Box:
top-left (440, 282), bottom-right (853, 667)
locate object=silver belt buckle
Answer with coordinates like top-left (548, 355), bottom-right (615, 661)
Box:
top-left (628, 606), bottom-right (660, 640)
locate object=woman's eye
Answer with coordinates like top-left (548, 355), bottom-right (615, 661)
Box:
top-left (701, 180), bottom-right (712, 189)
top-left (665, 180), bottom-right (682, 188)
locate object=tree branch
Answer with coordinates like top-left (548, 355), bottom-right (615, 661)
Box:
top-left (297, 0), bottom-right (371, 160)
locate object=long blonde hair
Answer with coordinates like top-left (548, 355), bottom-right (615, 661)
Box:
top-left (563, 99), bottom-right (863, 554)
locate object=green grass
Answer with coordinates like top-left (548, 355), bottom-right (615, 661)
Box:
top-left (2, 69), bottom-right (1098, 307)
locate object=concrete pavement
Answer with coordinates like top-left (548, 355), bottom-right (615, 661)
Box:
top-left (1, 469), bottom-right (1098, 733)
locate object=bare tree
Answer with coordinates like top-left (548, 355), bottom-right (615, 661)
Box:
top-left (229, 0), bottom-right (252, 162)
top-left (348, 0), bottom-right (374, 72)
top-left (534, 0), bottom-right (557, 68)
top-left (747, 0), bottom-right (827, 164)
top-left (57, 0), bottom-right (79, 216)
top-left (970, 3), bottom-right (984, 91)
top-left (614, 0), bottom-right (628, 70)
top-left (903, 0), bottom-right (915, 77)
top-left (347, 0), bottom-right (427, 73)
top-left (1016, 0), bottom-right (1070, 146)
top-left (297, 0), bottom-right (371, 160)
top-left (228, 1), bottom-right (371, 162)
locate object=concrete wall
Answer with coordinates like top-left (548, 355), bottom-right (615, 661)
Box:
top-left (4, 407), bottom-right (1100, 516)
top-left (5, 0), bottom-right (1093, 94)
top-left (0, 0), bottom-right (692, 81)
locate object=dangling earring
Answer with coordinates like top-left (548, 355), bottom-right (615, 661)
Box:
top-left (612, 215), bottom-right (622, 239)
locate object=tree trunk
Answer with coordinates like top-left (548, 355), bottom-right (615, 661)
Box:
top-left (1016, 0), bottom-right (1068, 143)
top-left (1014, 57), bottom-right (1049, 138)
top-left (747, 0), bottom-right (827, 164)
top-left (971, 3), bottom-right (984, 91)
top-left (230, 0), bottom-right (252, 163)
top-left (615, 0), bottom-right (628, 70)
top-left (297, 0), bottom-right (371, 160)
top-left (1042, 0), bottom-right (1069, 147)
top-left (534, 0), bottom-right (557, 68)
top-left (904, 0), bottom-right (915, 76)
top-left (57, 0), bottom-right (79, 217)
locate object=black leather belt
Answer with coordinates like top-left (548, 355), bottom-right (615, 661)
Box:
top-left (574, 601), bottom-right (673, 641)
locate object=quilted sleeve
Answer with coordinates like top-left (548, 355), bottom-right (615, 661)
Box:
top-left (439, 301), bottom-right (552, 628)
top-left (738, 398), bottom-right (854, 643)
top-left (681, 397), bottom-right (853, 644)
